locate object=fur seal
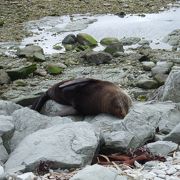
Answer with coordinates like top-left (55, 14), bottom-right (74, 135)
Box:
top-left (31, 78), bottom-right (132, 118)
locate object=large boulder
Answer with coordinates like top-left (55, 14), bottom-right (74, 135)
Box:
top-left (70, 164), bottom-right (127, 180)
top-left (9, 107), bottom-right (72, 151)
top-left (5, 122), bottom-right (99, 172)
top-left (103, 101), bottom-right (180, 150)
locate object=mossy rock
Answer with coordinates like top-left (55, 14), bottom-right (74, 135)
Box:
top-left (64, 44), bottom-right (75, 51)
top-left (100, 37), bottom-right (119, 46)
top-left (7, 64), bottom-right (37, 81)
top-left (46, 64), bottom-right (63, 75)
top-left (53, 43), bottom-right (63, 50)
top-left (75, 45), bottom-right (90, 51)
top-left (104, 42), bottom-right (124, 55)
top-left (76, 33), bottom-right (97, 47)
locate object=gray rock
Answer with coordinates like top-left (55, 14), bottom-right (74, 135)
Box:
top-left (5, 122), bottom-right (99, 172)
top-left (110, 101), bottom-right (180, 149)
top-left (104, 42), bottom-right (124, 55)
top-left (163, 29), bottom-right (180, 48)
top-left (70, 164), bottom-right (127, 180)
top-left (0, 138), bottom-right (8, 163)
top-left (33, 52), bottom-right (46, 62)
top-left (142, 61), bottom-right (155, 71)
top-left (0, 115), bottom-right (14, 153)
top-left (103, 131), bottom-right (134, 151)
top-left (120, 37), bottom-right (141, 46)
top-left (10, 107), bottom-right (73, 151)
top-left (17, 45), bottom-right (45, 62)
top-left (163, 123), bottom-right (180, 144)
top-left (138, 40), bottom-right (151, 46)
top-left (83, 51), bottom-right (113, 65)
top-left (136, 79), bottom-right (159, 89)
top-left (0, 115), bottom-right (14, 137)
top-left (62, 34), bottom-right (77, 44)
top-left (0, 100), bottom-right (22, 116)
top-left (0, 70), bottom-right (10, 85)
top-left (154, 73), bottom-right (168, 86)
top-left (146, 141), bottom-right (178, 156)
top-left (161, 70), bottom-right (180, 102)
top-left (151, 61), bottom-right (173, 76)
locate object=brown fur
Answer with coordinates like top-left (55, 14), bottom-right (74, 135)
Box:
top-left (31, 78), bottom-right (132, 118)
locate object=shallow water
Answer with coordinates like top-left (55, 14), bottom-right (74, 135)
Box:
top-left (4, 4), bottom-right (180, 55)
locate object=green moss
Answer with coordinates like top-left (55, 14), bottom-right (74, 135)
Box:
top-left (46, 64), bottom-right (63, 75)
top-left (77, 33), bottom-right (98, 47)
top-left (7, 64), bottom-right (37, 81)
top-left (100, 37), bottom-right (119, 46)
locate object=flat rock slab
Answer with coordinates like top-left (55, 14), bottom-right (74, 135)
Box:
top-left (146, 141), bottom-right (178, 156)
top-left (5, 122), bottom-right (99, 172)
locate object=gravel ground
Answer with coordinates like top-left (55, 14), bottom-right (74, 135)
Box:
top-left (0, 0), bottom-right (177, 41)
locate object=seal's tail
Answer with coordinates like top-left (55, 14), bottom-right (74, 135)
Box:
top-left (31, 92), bottom-right (50, 112)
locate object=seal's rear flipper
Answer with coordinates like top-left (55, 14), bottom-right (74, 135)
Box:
top-left (31, 93), bottom-right (50, 112)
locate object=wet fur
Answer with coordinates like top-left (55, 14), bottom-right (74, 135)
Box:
top-left (31, 78), bottom-right (132, 118)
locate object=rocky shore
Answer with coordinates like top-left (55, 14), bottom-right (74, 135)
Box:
top-left (0, 0), bottom-right (180, 180)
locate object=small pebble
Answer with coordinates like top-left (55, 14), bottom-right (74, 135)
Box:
top-left (166, 167), bottom-right (177, 175)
